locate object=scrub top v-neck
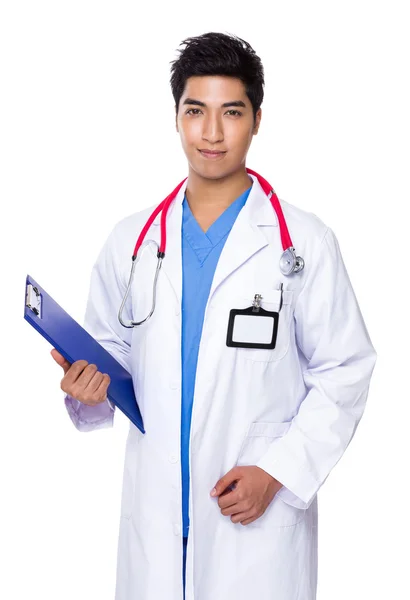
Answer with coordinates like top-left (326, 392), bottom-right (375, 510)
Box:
top-left (180, 182), bottom-right (253, 539)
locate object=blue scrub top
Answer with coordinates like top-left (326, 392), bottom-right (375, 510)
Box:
top-left (180, 182), bottom-right (253, 538)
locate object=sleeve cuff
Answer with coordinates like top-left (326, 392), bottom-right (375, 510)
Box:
top-left (106, 397), bottom-right (115, 411)
top-left (256, 451), bottom-right (319, 507)
top-left (275, 485), bottom-right (315, 509)
top-left (64, 394), bottom-right (115, 432)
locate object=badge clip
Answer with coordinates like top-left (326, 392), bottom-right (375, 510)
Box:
top-left (252, 294), bottom-right (263, 313)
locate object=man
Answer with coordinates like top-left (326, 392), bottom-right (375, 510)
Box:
top-left (51, 32), bottom-right (377, 600)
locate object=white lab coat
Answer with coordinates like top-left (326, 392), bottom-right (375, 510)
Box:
top-left (65, 173), bottom-right (377, 600)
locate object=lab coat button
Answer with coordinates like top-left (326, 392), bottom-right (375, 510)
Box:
top-left (170, 381), bottom-right (179, 390)
top-left (173, 524), bottom-right (181, 536)
top-left (169, 454), bottom-right (178, 464)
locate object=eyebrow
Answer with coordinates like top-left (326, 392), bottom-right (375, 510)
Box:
top-left (182, 98), bottom-right (247, 108)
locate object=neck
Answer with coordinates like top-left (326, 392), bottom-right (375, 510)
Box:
top-left (185, 167), bottom-right (252, 214)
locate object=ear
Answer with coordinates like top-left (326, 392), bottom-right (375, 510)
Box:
top-left (253, 108), bottom-right (262, 135)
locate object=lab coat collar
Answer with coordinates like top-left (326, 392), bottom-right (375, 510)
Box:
top-left (152, 174), bottom-right (278, 227)
top-left (150, 172), bottom-right (279, 307)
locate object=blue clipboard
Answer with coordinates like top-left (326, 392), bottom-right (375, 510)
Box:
top-left (24, 274), bottom-right (145, 434)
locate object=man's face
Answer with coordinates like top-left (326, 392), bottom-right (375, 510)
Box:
top-left (176, 75), bottom-right (261, 180)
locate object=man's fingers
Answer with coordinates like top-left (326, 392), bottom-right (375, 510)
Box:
top-left (221, 501), bottom-right (249, 517)
top-left (232, 512), bottom-right (255, 525)
top-left (54, 351), bottom-right (111, 405)
top-left (63, 360), bottom-right (90, 385)
top-left (211, 467), bottom-right (242, 497)
top-left (239, 516), bottom-right (256, 526)
top-left (85, 370), bottom-right (104, 393)
top-left (79, 365), bottom-right (100, 390)
top-left (95, 374), bottom-right (110, 400)
top-left (217, 488), bottom-right (241, 509)
top-left (50, 349), bottom-right (72, 374)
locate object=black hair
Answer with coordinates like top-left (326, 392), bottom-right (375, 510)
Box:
top-left (170, 32), bottom-right (265, 122)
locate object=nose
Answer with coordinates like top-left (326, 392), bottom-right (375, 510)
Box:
top-left (202, 112), bottom-right (224, 145)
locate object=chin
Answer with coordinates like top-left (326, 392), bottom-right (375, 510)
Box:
top-left (190, 161), bottom-right (238, 181)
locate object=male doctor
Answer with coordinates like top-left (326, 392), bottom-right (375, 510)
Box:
top-left (51, 32), bottom-right (377, 600)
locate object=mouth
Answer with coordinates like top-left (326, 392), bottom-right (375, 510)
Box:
top-left (198, 149), bottom-right (227, 160)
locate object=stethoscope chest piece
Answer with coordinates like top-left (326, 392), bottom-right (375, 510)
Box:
top-left (279, 247), bottom-right (305, 276)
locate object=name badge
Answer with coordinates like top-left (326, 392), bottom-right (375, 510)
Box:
top-left (226, 292), bottom-right (281, 350)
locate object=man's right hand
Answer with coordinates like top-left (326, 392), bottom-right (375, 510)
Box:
top-left (51, 349), bottom-right (111, 406)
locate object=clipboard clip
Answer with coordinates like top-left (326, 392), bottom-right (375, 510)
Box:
top-left (26, 284), bottom-right (42, 318)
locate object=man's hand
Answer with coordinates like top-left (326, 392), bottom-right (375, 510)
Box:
top-left (210, 466), bottom-right (283, 526)
top-left (50, 348), bottom-right (111, 406)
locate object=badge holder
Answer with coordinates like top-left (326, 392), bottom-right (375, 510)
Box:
top-left (226, 288), bottom-right (282, 350)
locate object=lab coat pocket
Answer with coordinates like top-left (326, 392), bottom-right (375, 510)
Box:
top-left (236, 289), bottom-right (294, 363)
top-left (120, 426), bottom-right (142, 520)
top-left (236, 421), bottom-right (306, 527)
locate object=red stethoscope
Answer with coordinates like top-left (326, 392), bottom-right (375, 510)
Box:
top-left (118, 168), bottom-right (304, 328)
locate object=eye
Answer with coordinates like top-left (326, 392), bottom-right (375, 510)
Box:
top-left (185, 108), bottom-right (242, 116)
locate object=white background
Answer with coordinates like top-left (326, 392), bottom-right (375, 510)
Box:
top-left (1, 1), bottom-right (409, 598)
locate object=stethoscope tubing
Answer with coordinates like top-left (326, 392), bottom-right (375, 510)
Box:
top-left (119, 169), bottom-right (304, 328)
top-left (132, 169), bottom-right (292, 260)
